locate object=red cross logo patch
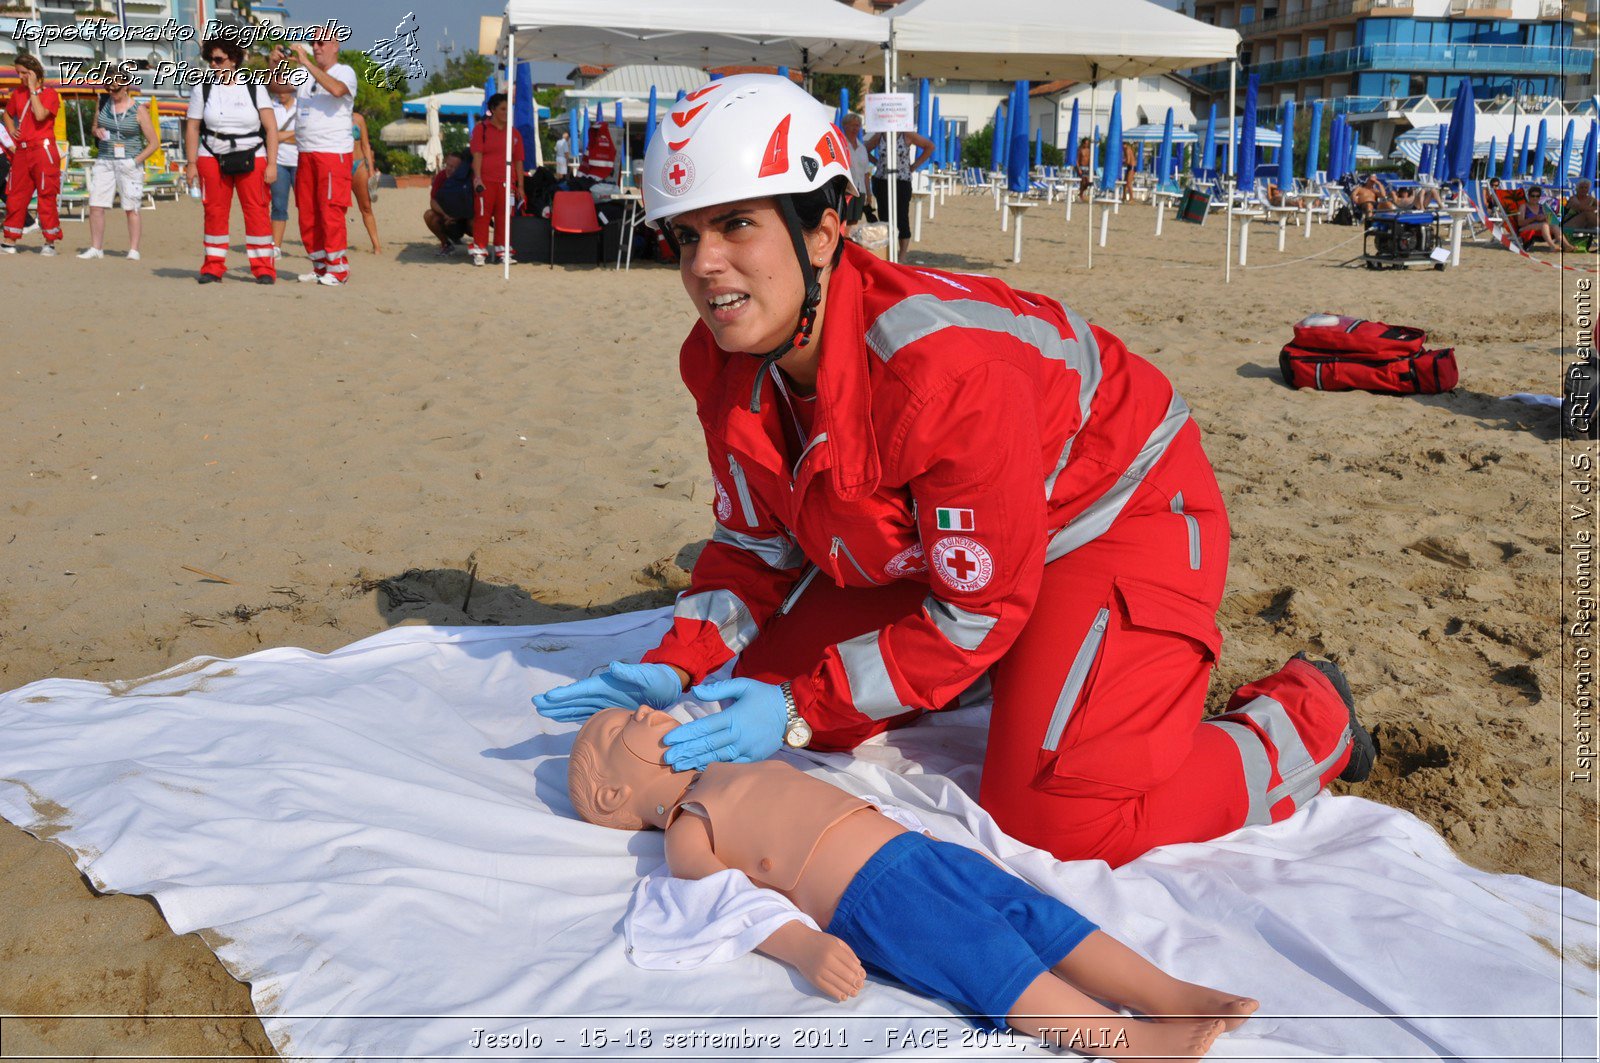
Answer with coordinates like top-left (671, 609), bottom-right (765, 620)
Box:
top-left (932, 536), bottom-right (994, 592)
top-left (662, 152), bottom-right (695, 196)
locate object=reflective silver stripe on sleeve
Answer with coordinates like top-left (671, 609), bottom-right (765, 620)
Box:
top-left (922, 596), bottom-right (999, 652)
top-left (1046, 390), bottom-right (1192, 562)
top-left (1207, 717), bottom-right (1274, 826)
top-left (837, 631), bottom-right (906, 720)
top-left (1044, 306), bottom-right (1105, 499)
top-left (1172, 491), bottom-right (1201, 571)
top-left (711, 524), bottom-right (806, 570)
top-left (673, 589), bottom-right (758, 656)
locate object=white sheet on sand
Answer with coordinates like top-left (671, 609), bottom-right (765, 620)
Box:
top-left (0, 609), bottom-right (1595, 1062)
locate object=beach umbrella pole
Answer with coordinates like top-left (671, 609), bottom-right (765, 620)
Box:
top-left (1086, 71), bottom-right (1098, 270)
top-left (1225, 59), bottom-right (1236, 285)
top-left (503, 27), bottom-right (515, 281)
top-left (884, 27), bottom-right (899, 264)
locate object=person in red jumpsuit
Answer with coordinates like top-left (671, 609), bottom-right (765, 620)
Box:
top-left (468, 93), bottom-right (523, 268)
top-left (534, 75), bottom-right (1374, 868)
top-left (2, 53), bottom-right (62, 254)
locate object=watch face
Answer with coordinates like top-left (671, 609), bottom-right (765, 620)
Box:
top-left (785, 721), bottom-right (813, 748)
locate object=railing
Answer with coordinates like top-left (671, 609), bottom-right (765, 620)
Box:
top-left (1190, 42), bottom-right (1591, 90)
top-left (1233, 0), bottom-right (1570, 38)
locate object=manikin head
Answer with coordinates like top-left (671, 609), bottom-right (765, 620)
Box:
top-left (567, 706), bottom-right (680, 831)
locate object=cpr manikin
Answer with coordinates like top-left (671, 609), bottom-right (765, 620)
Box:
top-left (567, 707), bottom-right (1258, 1062)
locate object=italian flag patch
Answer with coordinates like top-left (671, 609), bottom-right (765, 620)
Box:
top-left (935, 507), bottom-right (974, 531)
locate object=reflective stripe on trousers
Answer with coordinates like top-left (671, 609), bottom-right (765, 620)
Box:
top-left (1206, 695), bottom-right (1351, 826)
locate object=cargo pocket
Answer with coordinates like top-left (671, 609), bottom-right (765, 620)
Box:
top-left (1032, 576), bottom-right (1222, 797)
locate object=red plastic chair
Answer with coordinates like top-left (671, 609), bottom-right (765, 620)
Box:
top-left (550, 190), bottom-right (602, 267)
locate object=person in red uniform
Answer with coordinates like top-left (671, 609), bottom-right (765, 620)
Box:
top-left (468, 93), bottom-right (523, 267)
top-left (2, 53), bottom-right (62, 254)
top-left (534, 75), bottom-right (1375, 868)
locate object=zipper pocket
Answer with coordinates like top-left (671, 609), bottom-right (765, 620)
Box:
top-left (830, 536), bottom-right (882, 585)
top-left (1041, 608), bottom-right (1110, 753)
top-left (726, 454), bottom-right (757, 528)
top-left (1171, 493), bottom-right (1201, 572)
top-left (777, 564), bottom-right (820, 616)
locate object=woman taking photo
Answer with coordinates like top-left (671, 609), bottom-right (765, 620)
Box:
top-left (184, 37), bottom-right (278, 284)
top-left (79, 71), bottom-right (156, 261)
top-left (533, 76), bottom-right (1372, 868)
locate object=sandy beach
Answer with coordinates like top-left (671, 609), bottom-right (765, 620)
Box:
top-left (0, 183), bottom-right (1589, 1056)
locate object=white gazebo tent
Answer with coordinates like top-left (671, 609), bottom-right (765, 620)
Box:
top-left (498, 0), bottom-right (890, 277)
top-left (833, 0), bottom-right (1240, 271)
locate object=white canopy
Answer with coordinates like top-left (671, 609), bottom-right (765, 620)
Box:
top-left (839, 0), bottom-right (1239, 81)
top-left (501, 0), bottom-right (887, 72)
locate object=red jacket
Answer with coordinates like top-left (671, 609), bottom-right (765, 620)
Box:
top-left (643, 241), bottom-right (1190, 746)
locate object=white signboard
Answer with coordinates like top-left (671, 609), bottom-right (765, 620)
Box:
top-left (864, 93), bottom-right (916, 134)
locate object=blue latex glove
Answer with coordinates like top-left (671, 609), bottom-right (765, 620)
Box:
top-left (661, 678), bottom-right (787, 771)
top-left (532, 660), bottom-right (684, 722)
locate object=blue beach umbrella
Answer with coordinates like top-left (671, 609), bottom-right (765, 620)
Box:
top-left (837, 86), bottom-right (849, 127)
top-left (645, 85), bottom-right (658, 147)
top-left (1237, 75), bottom-right (1258, 188)
top-left (614, 100), bottom-right (622, 126)
top-left (1444, 79), bottom-right (1475, 183)
top-left (1198, 102), bottom-right (1216, 175)
top-left (1326, 117), bottom-right (1341, 179)
top-left (1583, 121), bottom-right (1598, 183)
top-left (1433, 123), bottom-right (1448, 180)
top-left (990, 102), bottom-right (1006, 171)
top-left (1099, 91), bottom-right (1123, 192)
top-left (1156, 107), bottom-right (1174, 188)
top-left (777, 66), bottom-right (788, 80)
top-left (675, 89), bottom-right (686, 102)
top-left (1532, 119), bottom-right (1549, 182)
top-left (1499, 130), bottom-right (1515, 181)
top-left (1558, 120), bottom-right (1576, 185)
top-left (1278, 98), bottom-right (1295, 187)
top-left (595, 101), bottom-right (604, 125)
top-left (1034, 127), bottom-right (1042, 168)
top-left (1486, 137), bottom-right (1497, 176)
top-left (930, 96), bottom-right (942, 167)
top-left (917, 78), bottom-right (931, 140)
top-left (513, 61), bottom-right (537, 168)
top-left (1066, 99), bottom-right (1080, 173)
top-left (1305, 100), bottom-right (1323, 181)
top-left (1517, 125), bottom-right (1531, 178)
top-left (1418, 144), bottom-right (1433, 176)
top-left (1008, 81), bottom-right (1030, 193)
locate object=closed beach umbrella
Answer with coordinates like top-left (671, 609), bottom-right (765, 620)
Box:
top-left (1199, 102), bottom-right (1216, 175)
top-left (515, 61), bottom-right (538, 169)
top-left (1418, 144), bottom-right (1433, 177)
top-left (1486, 137), bottom-right (1497, 176)
top-left (930, 96), bottom-right (942, 167)
top-left (148, 95), bottom-right (166, 170)
top-left (422, 98), bottom-right (443, 171)
top-left (837, 86), bottom-right (849, 127)
top-left (1278, 98), bottom-right (1295, 187)
top-left (1067, 99), bottom-right (1081, 174)
top-left (1034, 126), bottom-right (1042, 168)
top-left (1499, 130), bottom-right (1514, 181)
top-left (1558, 120), bottom-right (1576, 184)
top-left (917, 78), bottom-right (931, 140)
top-left (1432, 123), bottom-right (1448, 180)
top-left (1156, 107), bottom-right (1174, 187)
top-left (1532, 119), bottom-right (1548, 182)
top-left (1099, 90), bottom-right (1123, 192)
top-left (1008, 81), bottom-right (1031, 194)
top-left (645, 85), bottom-right (658, 147)
top-left (1238, 75), bottom-right (1258, 188)
top-left (675, 89), bottom-right (686, 103)
top-left (1583, 121), bottom-right (1598, 183)
top-left (1516, 125), bottom-right (1531, 178)
top-left (1444, 79), bottom-right (1475, 183)
top-left (1304, 99), bottom-right (1323, 181)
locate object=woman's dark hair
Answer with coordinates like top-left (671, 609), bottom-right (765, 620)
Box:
top-left (791, 175), bottom-right (851, 267)
top-left (14, 53), bottom-right (45, 80)
top-left (486, 92), bottom-right (508, 112)
top-left (201, 38), bottom-right (245, 66)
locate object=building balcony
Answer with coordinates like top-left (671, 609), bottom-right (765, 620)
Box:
top-left (1190, 42), bottom-right (1590, 91)
top-left (1224, 0), bottom-right (1571, 39)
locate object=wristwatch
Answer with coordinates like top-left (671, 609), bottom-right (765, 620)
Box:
top-left (780, 682), bottom-right (812, 748)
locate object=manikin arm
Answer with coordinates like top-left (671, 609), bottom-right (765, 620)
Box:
top-left (664, 815), bottom-right (865, 1002)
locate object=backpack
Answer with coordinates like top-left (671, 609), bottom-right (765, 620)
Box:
top-left (1331, 204), bottom-right (1354, 226)
top-left (1279, 314), bottom-right (1459, 395)
top-left (201, 79), bottom-right (266, 175)
top-left (436, 159), bottom-right (475, 220)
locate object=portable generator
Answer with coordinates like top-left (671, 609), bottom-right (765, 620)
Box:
top-left (1362, 211), bottom-right (1446, 270)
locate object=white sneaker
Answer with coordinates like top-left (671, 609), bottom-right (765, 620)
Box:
top-left (0, 244), bottom-right (16, 254)
top-left (316, 273), bottom-right (342, 286)
top-left (40, 245), bottom-right (57, 257)
top-left (77, 247), bottom-right (104, 259)
top-left (470, 251), bottom-right (486, 267)
top-left (126, 250), bottom-right (141, 261)
top-left (297, 271), bottom-right (323, 283)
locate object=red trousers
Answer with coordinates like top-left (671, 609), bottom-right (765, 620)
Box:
top-left (471, 183), bottom-right (509, 254)
top-left (3, 141), bottom-right (61, 245)
top-left (197, 155), bottom-right (274, 279)
top-left (736, 422), bottom-right (1355, 867)
top-left (296, 151), bottom-right (351, 283)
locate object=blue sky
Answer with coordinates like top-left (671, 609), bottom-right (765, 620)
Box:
top-left (306, 0), bottom-right (503, 76)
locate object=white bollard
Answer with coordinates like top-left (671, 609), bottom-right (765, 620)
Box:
top-left (1277, 215), bottom-right (1287, 253)
top-left (1099, 203), bottom-right (1110, 247)
top-left (1002, 199), bottom-right (1009, 233)
top-left (1155, 200), bottom-right (1166, 237)
top-left (1013, 211), bottom-right (1025, 263)
top-left (1239, 216), bottom-right (1251, 266)
top-left (1450, 214), bottom-right (1464, 267)
top-left (914, 197), bottom-right (925, 242)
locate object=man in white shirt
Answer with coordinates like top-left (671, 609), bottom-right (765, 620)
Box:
top-left (273, 27), bottom-right (356, 285)
top-left (554, 131), bottom-right (570, 178)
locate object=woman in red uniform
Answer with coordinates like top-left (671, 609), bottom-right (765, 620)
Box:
top-left (535, 75), bottom-right (1373, 867)
top-left (1, 53), bottom-right (62, 254)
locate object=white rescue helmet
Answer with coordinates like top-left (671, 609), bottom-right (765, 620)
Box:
top-left (642, 73), bottom-right (857, 228)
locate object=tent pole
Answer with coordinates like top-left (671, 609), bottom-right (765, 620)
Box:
top-left (1225, 58), bottom-right (1236, 285)
top-left (503, 12), bottom-right (515, 282)
top-left (1087, 68), bottom-right (1097, 270)
top-left (884, 25), bottom-right (898, 264)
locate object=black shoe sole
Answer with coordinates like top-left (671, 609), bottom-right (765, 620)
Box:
top-left (1293, 651), bottom-right (1375, 783)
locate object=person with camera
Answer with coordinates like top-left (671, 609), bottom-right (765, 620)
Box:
top-left (467, 92), bottom-right (523, 267)
top-left (1, 53), bottom-right (63, 255)
top-left (184, 37), bottom-right (278, 284)
top-left (80, 70), bottom-right (157, 261)
top-left (272, 29), bottom-right (357, 285)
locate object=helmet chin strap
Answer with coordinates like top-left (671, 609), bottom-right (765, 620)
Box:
top-left (748, 194), bottom-right (822, 414)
